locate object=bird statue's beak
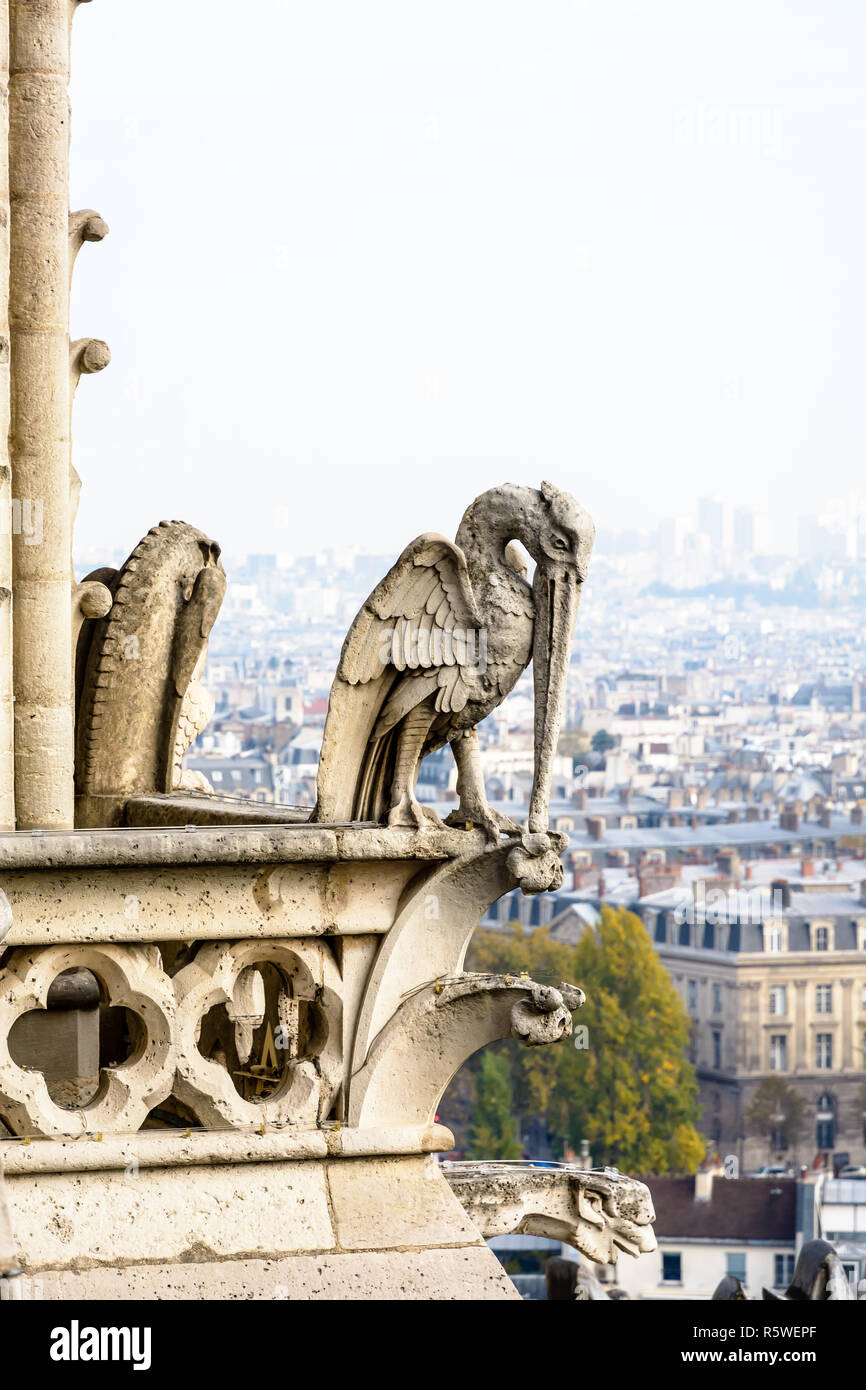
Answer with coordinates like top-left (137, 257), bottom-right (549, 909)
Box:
top-left (528, 561), bottom-right (584, 835)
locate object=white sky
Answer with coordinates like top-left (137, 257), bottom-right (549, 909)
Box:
top-left (68, 0), bottom-right (866, 561)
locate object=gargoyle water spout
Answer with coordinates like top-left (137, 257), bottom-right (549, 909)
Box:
top-left (444, 1162), bottom-right (657, 1265)
top-left (313, 482), bottom-right (594, 838)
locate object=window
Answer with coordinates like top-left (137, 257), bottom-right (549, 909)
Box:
top-left (769, 1034), bottom-right (788, 1071)
top-left (861, 983), bottom-right (866, 1011)
top-left (662, 1253), bottom-right (682, 1283)
top-left (816, 1033), bottom-right (833, 1070)
top-left (688, 980), bottom-right (698, 1010)
top-left (817, 1093), bottom-right (835, 1150)
top-left (712, 983), bottom-right (722, 1014)
top-left (774, 1254), bottom-right (795, 1288)
top-left (814, 926), bottom-right (829, 952)
top-left (726, 1253), bottom-right (746, 1284)
top-left (816, 984), bottom-right (833, 1014)
top-left (765, 926), bottom-right (782, 953)
top-left (712, 1030), bottom-right (722, 1070)
top-left (769, 986), bottom-right (787, 1016)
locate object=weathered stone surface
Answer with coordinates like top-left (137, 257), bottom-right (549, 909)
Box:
top-left (6, 1153), bottom-right (522, 1302)
top-left (31, 1246), bottom-right (519, 1300)
top-left (7, 1159), bottom-right (334, 1267)
top-left (9, 0), bottom-right (76, 829)
top-left (327, 1155), bottom-right (481, 1251)
top-left (2, 1124), bottom-right (453, 1176)
top-left (75, 521), bottom-right (226, 828)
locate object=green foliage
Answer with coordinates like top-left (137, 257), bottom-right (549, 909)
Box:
top-left (468, 1050), bottom-right (521, 1160)
top-left (746, 1077), bottom-right (807, 1158)
top-left (591, 729), bottom-right (615, 754)
top-left (557, 726), bottom-right (590, 759)
top-left (466, 906), bottom-right (705, 1174)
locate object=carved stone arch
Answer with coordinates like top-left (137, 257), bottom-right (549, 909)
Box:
top-left (172, 939), bottom-right (341, 1130)
top-left (349, 834), bottom-right (565, 1078)
top-left (349, 974), bottom-right (582, 1128)
top-left (0, 944), bottom-right (175, 1137)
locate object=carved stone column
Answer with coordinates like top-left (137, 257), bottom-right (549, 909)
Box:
top-left (793, 978), bottom-right (808, 1071)
top-left (840, 978), bottom-right (854, 1071)
top-left (0, 3), bottom-right (13, 830)
top-left (743, 980), bottom-right (761, 1072)
top-left (8, 0), bottom-right (87, 828)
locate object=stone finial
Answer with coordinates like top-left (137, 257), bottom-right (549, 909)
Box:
top-left (70, 337), bottom-right (111, 394)
top-left (507, 831), bottom-right (567, 894)
top-left (68, 210), bottom-right (109, 286)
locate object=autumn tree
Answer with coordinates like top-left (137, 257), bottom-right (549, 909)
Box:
top-left (557, 726), bottom-right (590, 760)
top-left (746, 1077), bottom-right (807, 1164)
top-left (466, 906), bottom-right (705, 1173)
top-left (468, 1050), bottom-right (521, 1160)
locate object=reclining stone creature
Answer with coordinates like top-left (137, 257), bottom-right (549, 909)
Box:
top-left (444, 1162), bottom-right (657, 1266)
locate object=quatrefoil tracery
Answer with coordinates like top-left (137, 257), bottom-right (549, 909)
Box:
top-left (0, 939), bottom-right (342, 1138)
top-left (173, 940), bottom-right (336, 1130)
top-left (0, 945), bottom-right (175, 1137)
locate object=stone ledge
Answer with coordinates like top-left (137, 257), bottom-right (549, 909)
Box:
top-left (1, 1123), bottom-right (454, 1175)
top-left (0, 822), bottom-right (489, 870)
top-left (25, 1246), bottom-right (520, 1300)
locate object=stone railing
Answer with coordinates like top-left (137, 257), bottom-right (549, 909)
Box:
top-left (0, 823), bottom-right (575, 1299)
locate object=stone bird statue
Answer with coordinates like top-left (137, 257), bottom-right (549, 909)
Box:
top-left (313, 482), bottom-right (594, 839)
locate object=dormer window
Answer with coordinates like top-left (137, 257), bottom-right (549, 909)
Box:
top-left (764, 925), bottom-right (783, 953)
top-left (811, 923), bottom-right (832, 952)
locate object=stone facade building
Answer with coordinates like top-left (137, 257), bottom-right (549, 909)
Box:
top-left (642, 879), bottom-right (866, 1170)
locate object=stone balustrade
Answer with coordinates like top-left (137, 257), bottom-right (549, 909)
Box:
top-left (0, 823), bottom-right (574, 1297)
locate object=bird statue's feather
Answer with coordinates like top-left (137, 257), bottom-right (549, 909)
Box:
top-left (315, 533), bottom-right (480, 822)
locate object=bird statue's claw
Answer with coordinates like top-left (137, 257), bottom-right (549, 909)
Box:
top-left (387, 796), bottom-right (447, 832)
top-left (444, 804), bottom-right (524, 844)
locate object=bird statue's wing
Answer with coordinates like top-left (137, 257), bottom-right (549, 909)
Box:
top-left (313, 534), bottom-right (480, 823)
top-left (339, 534), bottom-right (480, 683)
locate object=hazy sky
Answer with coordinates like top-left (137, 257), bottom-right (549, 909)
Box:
top-left (69, 1), bottom-right (866, 561)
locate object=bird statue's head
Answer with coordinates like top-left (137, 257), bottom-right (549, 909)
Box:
top-left (522, 481), bottom-right (594, 833)
top-left (529, 480), bottom-right (595, 581)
